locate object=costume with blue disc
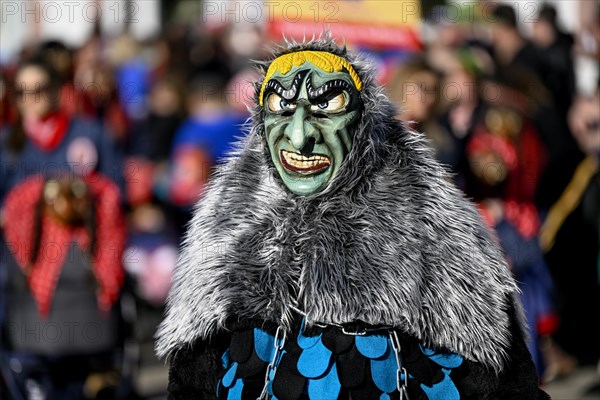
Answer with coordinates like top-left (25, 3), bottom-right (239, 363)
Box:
top-left (156, 36), bottom-right (549, 400)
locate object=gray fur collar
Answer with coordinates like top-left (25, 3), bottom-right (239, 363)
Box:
top-left (156, 37), bottom-right (521, 372)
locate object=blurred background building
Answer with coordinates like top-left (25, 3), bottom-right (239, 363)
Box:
top-left (1, 1), bottom-right (599, 399)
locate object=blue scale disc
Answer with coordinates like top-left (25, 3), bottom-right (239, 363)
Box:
top-left (420, 370), bottom-right (460, 400)
top-left (221, 350), bottom-right (231, 369)
top-left (297, 338), bottom-right (333, 378)
top-left (355, 334), bottom-right (388, 359)
top-left (307, 360), bottom-right (341, 399)
top-left (380, 394), bottom-right (391, 400)
top-left (254, 328), bottom-right (275, 362)
top-left (226, 377), bottom-right (244, 399)
top-left (420, 346), bottom-right (436, 356)
top-left (370, 347), bottom-right (399, 393)
top-left (222, 362), bottom-right (238, 388)
top-left (420, 345), bottom-right (463, 369)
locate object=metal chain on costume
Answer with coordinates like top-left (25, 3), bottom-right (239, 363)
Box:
top-left (289, 305), bottom-right (393, 335)
top-left (257, 326), bottom-right (287, 400)
top-left (389, 330), bottom-right (410, 400)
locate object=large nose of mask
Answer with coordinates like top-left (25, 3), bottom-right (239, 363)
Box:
top-left (284, 101), bottom-right (323, 154)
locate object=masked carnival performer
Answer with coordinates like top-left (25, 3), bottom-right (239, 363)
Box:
top-left (156, 36), bottom-right (550, 400)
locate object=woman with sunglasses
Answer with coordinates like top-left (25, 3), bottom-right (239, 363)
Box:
top-left (0, 57), bottom-right (124, 218)
top-left (0, 57), bottom-right (128, 399)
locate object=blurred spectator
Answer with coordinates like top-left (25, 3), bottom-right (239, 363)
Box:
top-left (388, 58), bottom-right (439, 124)
top-left (153, 73), bottom-right (245, 233)
top-left (465, 123), bottom-right (557, 376)
top-left (75, 64), bottom-right (130, 143)
top-left (106, 34), bottom-right (150, 123)
top-left (120, 76), bottom-right (184, 332)
top-left (124, 157), bottom-right (156, 207)
top-left (73, 37), bottom-right (102, 86)
top-left (36, 41), bottom-right (73, 84)
top-left (458, 68), bottom-right (557, 377)
top-left (124, 205), bottom-right (178, 307)
top-left (61, 36), bottom-right (131, 144)
top-left (466, 78), bottom-right (547, 204)
top-left (388, 57), bottom-right (463, 168)
top-left (186, 31), bottom-right (233, 82)
top-left (483, 67), bottom-right (552, 203)
top-left (569, 87), bottom-right (600, 157)
top-left (490, 4), bottom-right (545, 78)
top-left (128, 78), bottom-right (184, 162)
top-left (35, 41), bottom-right (78, 117)
top-left (119, 74), bottom-right (185, 333)
top-left (168, 146), bottom-right (211, 208)
top-left (171, 73), bottom-right (246, 169)
top-left (539, 84), bottom-right (600, 380)
top-left (0, 57), bottom-right (124, 211)
top-left (144, 36), bottom-right (173, 82)
top-left (532, 4), bottom-right (576, 118)
top-left (0, 54), bottom-right (131, 399)
top-left (435, 48), bottom-right (491, 174)
top-left (487, 5), bottom-right (581, 213)
top-left (1, 174), bottom-right (129, 399)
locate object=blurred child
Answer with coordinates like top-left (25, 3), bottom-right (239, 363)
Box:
top-left (1, 174), bottom-right (127, 399)
top-left (465, 106), bottom-right (557, 377)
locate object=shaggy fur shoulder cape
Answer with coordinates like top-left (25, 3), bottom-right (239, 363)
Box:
top-left (156, 38), bottom-right (523, 373)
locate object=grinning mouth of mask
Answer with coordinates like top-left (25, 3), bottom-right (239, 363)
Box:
top-left (280, 149), bottom-right (331, 175)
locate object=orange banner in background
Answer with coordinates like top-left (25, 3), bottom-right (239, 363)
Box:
top-left (267, 0), bottom-right (422, 50)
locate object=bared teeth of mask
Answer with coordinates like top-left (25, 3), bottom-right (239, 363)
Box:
top-left (283, 150), bottom-right (330, 168)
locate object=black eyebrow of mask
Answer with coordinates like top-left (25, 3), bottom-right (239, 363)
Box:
top-left (306, 73), bottom-right (352, 103)
top-left (263, 69), bottom-right (309, 102)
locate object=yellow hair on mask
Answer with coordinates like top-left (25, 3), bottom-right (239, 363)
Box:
top-left (259, 51), bottom-right (363, 106)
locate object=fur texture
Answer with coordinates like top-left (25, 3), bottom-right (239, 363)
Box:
top-left (156, 35), bottom-right (522, 373)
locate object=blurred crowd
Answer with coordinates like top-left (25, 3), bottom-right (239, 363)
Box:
top-left (391, 3), bottom-right (600, 385)
top-left (0, 1), bottom-right (599, 399)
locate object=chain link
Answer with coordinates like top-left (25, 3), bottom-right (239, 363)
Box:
top-left (257, 326), bottom-right (287, 400)
top-left (389, 330), bottom-right (410, 400)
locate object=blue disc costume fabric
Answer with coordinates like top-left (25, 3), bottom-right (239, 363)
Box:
top-left (217, 320), bottom-right (464, 400)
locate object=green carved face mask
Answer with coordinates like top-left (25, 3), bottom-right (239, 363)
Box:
top-left (262, 62), bottom-right (361, 196)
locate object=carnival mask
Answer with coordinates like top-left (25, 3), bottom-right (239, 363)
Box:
top-left (261, 51), bottom-right (362, 196)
